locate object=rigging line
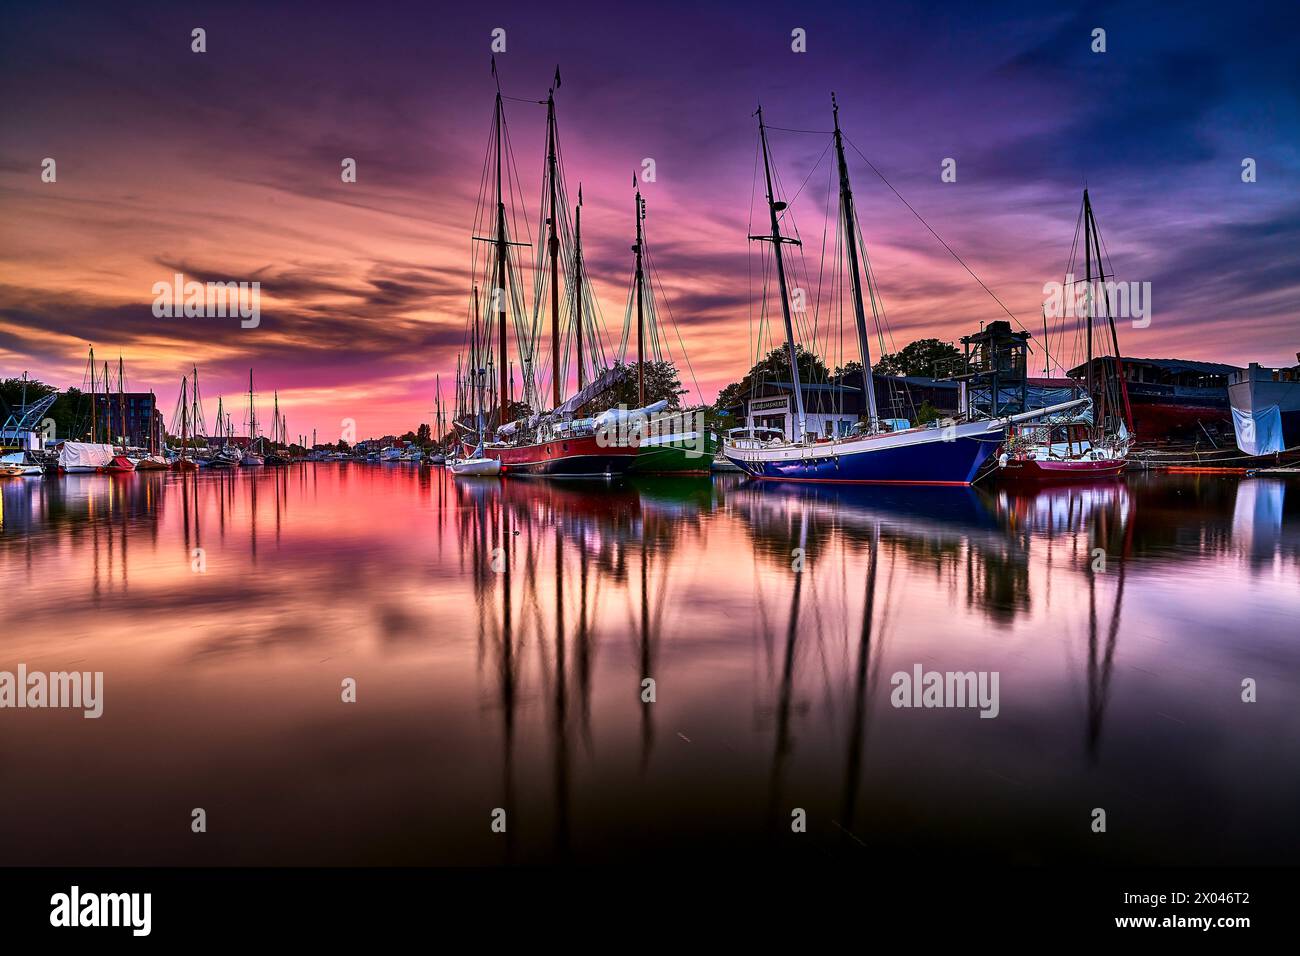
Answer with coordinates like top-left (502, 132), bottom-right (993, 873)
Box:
top-left (765, 125), bottom-right (834, 135)
top-left (643, 242), bottom-right (704, 404)
top-left (844, 136), bottom-right (1038, 347)
top-left (785, 138), bottom-right (834, 210)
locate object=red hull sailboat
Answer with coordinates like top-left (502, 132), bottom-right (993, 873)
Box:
top-left (998, 190), bottom-right (1132, 483)
top-left (458, 65), bottom-right (637, 478)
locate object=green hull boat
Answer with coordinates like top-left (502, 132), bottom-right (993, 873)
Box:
top-left (631, 429), bottom-right (720, 474)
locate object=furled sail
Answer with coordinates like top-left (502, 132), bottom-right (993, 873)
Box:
top-left (551, 364), bottom-right (630, 418)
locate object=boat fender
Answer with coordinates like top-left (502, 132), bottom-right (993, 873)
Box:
top-left (998, 453), bottom-right (1009, 468)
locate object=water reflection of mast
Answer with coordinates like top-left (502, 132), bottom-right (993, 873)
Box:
top-left (638, 531), bottom-right (654, 769)
top-left (839, 520), bottom-right (880, 842)
top-left (551, 523), bottom-right (570, 857)
top-left (1084, 502), bottom-right (1131, 763)
top-left (766, 509), bottom-right (807, 836)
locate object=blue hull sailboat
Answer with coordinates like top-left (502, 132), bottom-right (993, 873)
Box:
top-left (722, 97), bottom-right (1082, 485)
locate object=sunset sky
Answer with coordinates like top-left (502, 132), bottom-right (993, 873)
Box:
top-left (1, 0), bottom-right (1297, 441)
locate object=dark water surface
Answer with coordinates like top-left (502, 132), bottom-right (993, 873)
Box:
top-left (1, 466), bottom-right (1297, 865)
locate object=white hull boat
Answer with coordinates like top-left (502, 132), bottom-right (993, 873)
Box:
top-left (449, 457), bottom-right (501, 477)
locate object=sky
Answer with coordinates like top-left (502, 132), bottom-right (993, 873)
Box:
top-left (1, 0), bottom-right (1297, 440)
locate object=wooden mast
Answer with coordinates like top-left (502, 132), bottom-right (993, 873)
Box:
top-left (633, 181), bottom-right (646, 407)
top-left (574, 188), bottom-right (584, 392)
top-left (472, 284), bottom-right (481, 434)
top-left (546, 83), bottom-right (561, 410)
top-left (180, 375), bottom-right (189, 462)
top-left (494, 91), bottom-right (509, 432)
top-left (102, 362), bottom-right (110, 443)
top-left (1084, 190), bottom-right (1096, 427)
top-left (88, 345), bottom-right (97, 441)
top-left (1083, 191), bottom-right (1133, 434)
top-left (754, 107), bottom-right (806, 441)
top-left (831, 94), bottom-right (879, 430)
top-left (117, 355), bottom-right (126, 447)
top-left (191, 366), bottom-right (201, 444)
top-left (247, 369), bottom-right (256, 445)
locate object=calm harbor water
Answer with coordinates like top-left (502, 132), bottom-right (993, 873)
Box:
top-left (1, 466), bottom-right (1297, 866)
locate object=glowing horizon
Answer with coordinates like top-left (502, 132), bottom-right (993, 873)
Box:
top-left (2, 2), bottom-right (1297, 441)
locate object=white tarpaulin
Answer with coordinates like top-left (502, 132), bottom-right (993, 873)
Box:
top-left (1232, 405), bottom-right (1283, 456)
top-left (58, 442), bottom-right (114, 470)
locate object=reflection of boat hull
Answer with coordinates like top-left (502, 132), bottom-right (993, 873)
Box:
top-left (1000, 457), bottom-right (1126, 481)
top-left (724, 424), bottom-right (998, 486)
top-left (482, 435), bottom-right (637, 478)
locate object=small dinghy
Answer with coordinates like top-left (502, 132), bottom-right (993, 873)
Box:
top-left (450, 457), bottom-right (501, 477)
top-left (449, 441), bottom-right (501, 477)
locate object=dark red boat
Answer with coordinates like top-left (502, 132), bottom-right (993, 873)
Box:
top-left (468, 433), bottom-right (637, 477)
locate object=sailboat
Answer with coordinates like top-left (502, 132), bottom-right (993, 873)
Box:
top-left (622, 184), bottom-right (720, 475)
top-left (264, 391), bottom-right (290, 465)
top-left (450, 438), bottom-right (501, 476)
top-left (170, 375), bottom-right (200, 471)
top-left (722, 98), bottom-right (1084, 485)
top-left (426, 376), bottom-right (447, 465)
top-left (136, 386), bottom-right (170, 470)
top-left (0, 452), bottom-right (44, 477)
top-left (469, 67), bottom-right (637, 478)
top-left (58, 347), bottom-right (113, 472)
top-left (206, 396), bottom-right (237, 467)
top-left (241, 370), bottom-right (265, 466)
top-left (999, 190), bottom-right (1131, 481)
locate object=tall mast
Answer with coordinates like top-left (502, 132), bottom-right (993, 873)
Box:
top-left (1084, 190), bottom-right (1095, 408)
top-left (103, 362), bottom-right (111, 442)
top-left (574, 189), bottom-right (584, 392)
top-left (546, 84), bottom-right (561, 410)
top-left (1083, 191), bottom-right (1133, 433)
top-left (473, 284), bottom-right (483, 433)
top-left (247, 369), bottom-right (256, 441)
top-left (117, 355), bottom-right (126, 446)
top-left (180, 375), bottom-right (189, 460)
top-left (633, 182), bottom-right (646, 407)
top-left (88, 345), bottom-right (97, 441)
top-left (755, 107), bottom-right (807, 441)
top-left (273, 391), bottom-right (281, 445)
top-left (831, 95), bottom-right (879, 429)
top-left (435, 374), bottom-right (443, 444)
top-left (495, 92), bottom-right (509, 430)
top-left (191, 366), bottom-right (199, 440)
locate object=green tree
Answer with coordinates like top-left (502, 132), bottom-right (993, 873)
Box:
top-left (586, 361), bottom-right (684, 415)
top-left (715, 345), bottom-right (831, 410)
top-left (416, 423), bottom-right (431, 444)
top-left (913, 400), bottom-right (942, 425)
top-left (872, 338), bottom-right (961, 378)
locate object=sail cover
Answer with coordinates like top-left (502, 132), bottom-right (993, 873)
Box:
top-left (58, 442), bottom-right (114, 470)
top-left (552, 365), bottom-right (631, 418)
top-left (1233, 404), bottom-right (1283, 456)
